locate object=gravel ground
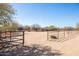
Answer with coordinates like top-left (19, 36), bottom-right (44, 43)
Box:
top-left (0, 44), bottom-right (62, 56)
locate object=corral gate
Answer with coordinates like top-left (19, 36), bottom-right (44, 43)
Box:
top-left (47, 30), bottom-right (79, 42)
top-left (0, 31), bottom-right (24, 51)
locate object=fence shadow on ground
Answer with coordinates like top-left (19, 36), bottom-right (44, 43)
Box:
top-left (0, 44), bottom-right (63, 56)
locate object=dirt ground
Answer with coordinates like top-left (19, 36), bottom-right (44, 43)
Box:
top-left (24, 31), bottom-right (79, 56)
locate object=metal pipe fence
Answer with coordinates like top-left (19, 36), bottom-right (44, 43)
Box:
top-left (47, 30), bottom-right (79, 42)
top-left (0, 31), bottom-right (25, 51)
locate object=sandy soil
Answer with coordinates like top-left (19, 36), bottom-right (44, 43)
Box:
top-left (24, 31), bottom-right (79, 56)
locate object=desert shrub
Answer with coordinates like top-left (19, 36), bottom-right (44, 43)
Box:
top-left (64, 26), bottom-right (74, 30)
top-left (76, 23), bottom-right (79, 30)
top-left (18, 26), bottom-right (24, 31)
top-left (31, 24), bottom-right (41, 31)
top-left (45, 25), bottom-right (58, 31)
top-left (24, 25), bottom-right (30, 31)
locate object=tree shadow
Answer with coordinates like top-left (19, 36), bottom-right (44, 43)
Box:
top-left (0, 44), bottom-right (63, 56)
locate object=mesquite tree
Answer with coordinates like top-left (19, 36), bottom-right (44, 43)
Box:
top-left (0, 3), bottom-right (15, 24)
top-left (0, 3), bottom-right (16, 31)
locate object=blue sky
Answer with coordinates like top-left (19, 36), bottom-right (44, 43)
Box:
top-left (11, 3), bottom-right (79, 27)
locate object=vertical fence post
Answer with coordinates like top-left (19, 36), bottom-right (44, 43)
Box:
top-left (9, 31), bottom-right (12, 50)
top-left (64, 30), bottom-right (65, 40)
top-left (47, 31), bottom-right (49, 40)
top-left (10, 31), bottom-right (12, 44)
top-left (10, 31), bottom-right (11, 42)
top-left (68, 30), bottom-right (70, 40)
top-left (23, 31), bottom-right (24, 46)
top-left (58, 29), bottom-right (59, 40)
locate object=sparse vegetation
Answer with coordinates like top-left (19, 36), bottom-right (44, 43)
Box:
top-left (31, 24), bottom-right (41, 31)
top-left (24, 25), bottom-right (30, 31)
top-left (0, 3), bottom-right (15, 25)
top-left (1, 3), bottom-right (79, 56)
top-left (76, 23), bottom-right (79, 30)
top-left (0, 3), bottom-right (16, 31)
top-left (46, 25), bottom-right (58, 31)
top-left (64, 26), bottom-right (74, 30)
